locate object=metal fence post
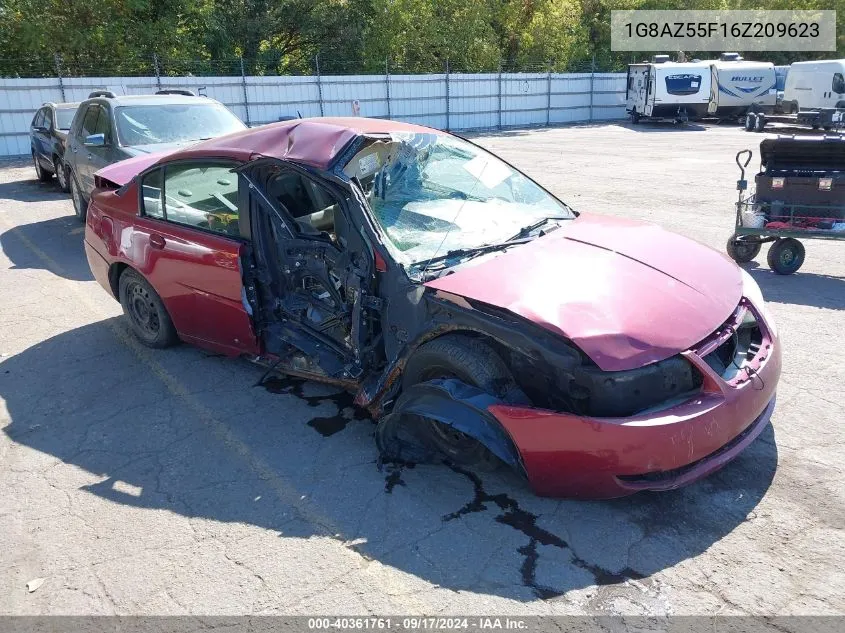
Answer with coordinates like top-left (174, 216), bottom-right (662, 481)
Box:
top-left (240, 57), bottom-right (251, 127)
top-left (497, 61), bottom-right (503, 130)
top-left (54, 53), bottom-right (65, 102)
top-left (385, 58), bottom-right (391, 120)
top-left (315, 54), bottom-right (325, 117)
top-left (589, 54), bottom-right (596, 122)
top-left (444, 58), bottom-right (450, 131)
top-left (153, 53), bottom-right (162, 91)
top-left (546, 60), bottom-right (552, 126)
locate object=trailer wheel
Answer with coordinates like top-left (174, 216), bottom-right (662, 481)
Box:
top-left (744, 113), bottom-right (756, 131)
top-left (726, 237), bottom-right (761, 263)
top-left (754, 114), bottom-right (766, 132)
top-left (812, 123), bottom-right (820, 130)
top-left (767, 238), bottom-right (805, 275)
top-left (630, 110), bottom-right (640, 124)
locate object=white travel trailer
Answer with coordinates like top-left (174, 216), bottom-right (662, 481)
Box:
top-left (626, 57), bottom-right (712, 122)
top-left (782, 59), bottom-right (845, 112)
top-left (706, 55), bottom-right (777, 118)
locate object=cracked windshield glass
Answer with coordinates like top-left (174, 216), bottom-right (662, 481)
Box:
top-left (343, 133), bottom-right (574, 266)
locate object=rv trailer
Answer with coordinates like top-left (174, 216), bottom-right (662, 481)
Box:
top-left (706, 53), bottom-right (777, 119)
top-left (626, 57), bottom-right (712, 123)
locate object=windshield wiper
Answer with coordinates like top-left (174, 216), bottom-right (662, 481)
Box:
top-left (505, 216), bottom-right (570, 242)
top-left (412, 238), bottom-right (533, 271)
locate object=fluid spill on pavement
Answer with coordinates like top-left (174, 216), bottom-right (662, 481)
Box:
top-left (444, 463), bottom-right (645, 599)
top-left (379, 459), bottom-right (416, 493)
top-left (258, 374), bottom-right (369, 437)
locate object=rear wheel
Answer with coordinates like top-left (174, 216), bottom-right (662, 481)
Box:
top-left (402, 334), bottom-right (524, 470)
top-left (744, 113), bottom-right (756, 132)
top-left (767, 238), bottom-right (805, 275)
top-left (54, 156), bottom-right (70, 192)
top-left (33, 152), bottom-right (51, 182)
top-left (70, 172), bottom-right (87, 222)
top-left (118, 269), bottom-right (179, 348)
top-left (726, 236), bottom-right (761, 263)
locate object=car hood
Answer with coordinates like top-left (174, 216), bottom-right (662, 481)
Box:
top-left (425, 214), bottom-right (743, 371)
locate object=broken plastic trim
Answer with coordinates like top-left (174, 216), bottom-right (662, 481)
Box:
top-left (375, 378), bottom-right (523, 472)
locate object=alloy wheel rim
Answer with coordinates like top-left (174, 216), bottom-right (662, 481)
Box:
top-left (33, 155), bottom-right (42, 178)
top-left (56, 163), bottom-right (66, 188)
top-left (72, 180), bottom-right (82, 215)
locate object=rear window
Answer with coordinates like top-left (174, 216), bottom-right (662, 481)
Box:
top-left (55, 108), bottom-right (77, 130)
top-left (665, 73), bottom-right (702, 96)
top-left (114, 103), bottom-right (245, 147)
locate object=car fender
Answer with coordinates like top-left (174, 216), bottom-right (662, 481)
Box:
top-left (375, 378), bottom-right (524, 472)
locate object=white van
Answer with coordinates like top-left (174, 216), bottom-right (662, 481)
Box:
top-left (782, 59), bottom-right (845, 112)
top-left (626, 59), bottom-right (712, 122)
top-left (706, 58), bottom-right (777, 117)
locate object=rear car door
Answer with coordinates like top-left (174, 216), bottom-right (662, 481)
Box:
top-left (135, 160), bottom-right (259, 355)
top-left (30, 108), bottom-right (50, 164)
top-left (69, 105), bottom-right (101, 191)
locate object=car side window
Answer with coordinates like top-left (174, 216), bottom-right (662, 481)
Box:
top-left (92, 107), bottom-right (111, 141)
top-left (141, 169), bottom-right (164, 219)
top-left (833, 72), bottom-right (845, 94)
top-left (32, 109), bottom-right (45, 129)
top-left (79, 106), bottom-right (100, 140)
top-left (142, 163), bottom-right (240, 237)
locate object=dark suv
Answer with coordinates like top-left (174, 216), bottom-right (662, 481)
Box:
top-left (65, 90), bottom-right (246, 220)
top-left (30, 101), bottom-right (80, 192)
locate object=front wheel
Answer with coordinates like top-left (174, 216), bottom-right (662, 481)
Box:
top-left (726, 237), bottom-right (761, 263)
top-left (118, 269), bottom-right (179, 348)
top-left (767, 238), bottom-right (805, 275)
top-left (402, 334), bottom-right (525, 470)
top-left (69, 173), bottom-right (87, 222)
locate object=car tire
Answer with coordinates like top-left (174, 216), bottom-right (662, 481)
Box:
top-left (118, 269), bottom-right (179, 348)
top-left (767, 238), bottom-right (805, 275)
top-left (630, 110), bottom-right (640, 124)
top-left (754, 114), bottom-right (766, 132)
top-left (401, 334), bottom-right (525, 470)
top-left (726, 237), bottom-right (761, 263)
top-left (744, 113), bottom-right (756, 132)
top-left (54, 156), bottom-right (70, 193)
top-left (69, 172), bottom-right (88, 222)
top-left (33, 152), bottom-right (52, 182)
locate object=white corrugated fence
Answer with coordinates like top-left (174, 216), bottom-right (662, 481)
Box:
top-left (0, 72), bottom-right (627, 157)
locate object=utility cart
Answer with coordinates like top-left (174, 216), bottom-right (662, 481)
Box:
top-left (727, 136), bottom-right (845, 274)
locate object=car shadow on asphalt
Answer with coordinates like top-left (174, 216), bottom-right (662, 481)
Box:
top-left (0, 173), bottom-right (68, 203)
top-left (1, 316), bottom-right (779, 602)
top-left (744, 263), bottom-right (845, 311)
top-left (0, 215), bottom-right (93, 282)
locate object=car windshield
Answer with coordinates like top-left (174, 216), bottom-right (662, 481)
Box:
top-left (54, 108), bottom-right (77, 130)
top-left (342, 132), bottom-right (574, 266)
top-left (114, 103), bottom-right (245, 147)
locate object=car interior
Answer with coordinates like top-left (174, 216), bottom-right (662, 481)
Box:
top-left (265, 170), bottom-right (340, 237)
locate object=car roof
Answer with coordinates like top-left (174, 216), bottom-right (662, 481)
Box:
top-left (41, 102), bottom-right (81, 109)
top-left (96, 117), bottom-right (445, 186)
top-left (174, 117), bottom-right (441, 170)
top-left (82, 94), bottom-right (221, 107)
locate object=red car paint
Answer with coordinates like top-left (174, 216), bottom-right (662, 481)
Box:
top-left (489, 297), bottom-right (780, 499)
top-left (84, 117), bottom-right (780, 499)
top-left (85, 181), bottom-right (259, 357)
top-left (426, 214), bottom-right (743, 372)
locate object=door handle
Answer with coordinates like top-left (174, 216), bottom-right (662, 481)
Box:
top-left (149, 234), bottom-right (166, 250)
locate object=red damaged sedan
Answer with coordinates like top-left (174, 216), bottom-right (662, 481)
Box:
top-left (83, 118), bottom-right (780, 498)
